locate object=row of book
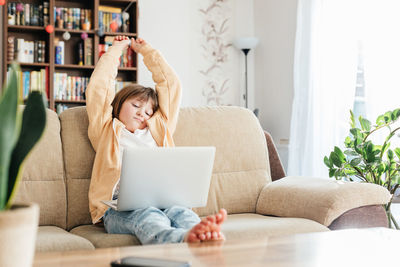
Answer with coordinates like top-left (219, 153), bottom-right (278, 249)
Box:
top-left (6, 68), bottom-right (49, 100)
top-left (54, 38), bottom-right (93, 66)
top-left (7, 37), bottom-right (46, 64)
top-left (99, 5), bottom-right (130, 33)
top-left (99, 42), bottom-right (135, 68)
top-left (54, 7), bottom-right (92, 30)
top-left (54, 73), bottom-right (89, 101)
top-left (7, 2), bottom-right (50, 26)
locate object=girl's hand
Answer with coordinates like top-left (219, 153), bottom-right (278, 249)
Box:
top-left (112, 35), bottom-right (131, 47)
top-left (130, 37), bottom-right (147, 53)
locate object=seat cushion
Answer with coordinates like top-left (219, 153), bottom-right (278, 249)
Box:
top-left (222, 213), bottom-right (329, 239)
top-left (70, 214), bottom-right (328, 249)
top-left (70, 224), bottom-right (141, 248)
top-left (36, 226), bottom-right (94, 252)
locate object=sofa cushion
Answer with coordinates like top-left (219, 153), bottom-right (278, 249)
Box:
top-left (59, 107), bottom-right (95, 229)
top-left (14, 109), bottom-right (67, 229)
top-left (222, 214), bottom-right (329, 239)
top-left (71, 214), bottom-right (328, 249)
top-left (70, 224), bottom-right (140, 248)
top-left (36, 226), bottom-right (94, 252)
top-left (256, 176), bottom-right (391, 226)
top-left (174, 106), bottom-right (271, 216)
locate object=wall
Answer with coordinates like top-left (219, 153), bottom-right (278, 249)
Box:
top-left (254, 0), bottom-right (298, 171)
top-left (138, 0), bottom-right (254, 107)
top-left (138, 0), bottom-right (297, 170)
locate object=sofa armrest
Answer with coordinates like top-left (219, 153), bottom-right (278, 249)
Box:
top-left (328, 205), bottom-right (388, 230)
top-left (255, 176), bottom-right (391, 226)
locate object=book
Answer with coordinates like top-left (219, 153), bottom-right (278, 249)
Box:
top-left (84, 38), bottom-right (93, 65)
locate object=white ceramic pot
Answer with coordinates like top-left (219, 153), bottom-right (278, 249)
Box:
top-left (0, 203), bottom-right (39, 267)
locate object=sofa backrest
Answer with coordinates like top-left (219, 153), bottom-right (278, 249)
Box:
top-left (59, 107), bottom-right (95, 230)
top-left (60, 106), bottom-right (271, 229)
top-left (14, 109), bottom-right (67, 229)
top-left (174, 107), bottom-right (271, 216)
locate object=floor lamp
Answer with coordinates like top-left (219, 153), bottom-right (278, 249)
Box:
top-left (233, 37), bottom-right (259, 116)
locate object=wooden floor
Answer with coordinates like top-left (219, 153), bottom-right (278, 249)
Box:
top-left (34, 228), bottom-right (399, 267)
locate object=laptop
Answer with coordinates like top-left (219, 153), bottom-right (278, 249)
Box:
top-left (102, 146), bottom-right (216, 211)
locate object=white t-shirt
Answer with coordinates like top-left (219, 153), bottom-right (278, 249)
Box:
top-left (112, 127), bottom-right (157, 199)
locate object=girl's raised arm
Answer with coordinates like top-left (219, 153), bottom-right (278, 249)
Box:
top-left (86, 36), bottom-right (130, 150)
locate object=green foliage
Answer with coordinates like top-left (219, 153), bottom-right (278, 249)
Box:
top-left (324, 109), bottom-right (400, 228)
top-left (0, 63), bottom-right (46, 210)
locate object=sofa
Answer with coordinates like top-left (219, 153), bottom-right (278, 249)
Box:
top-left (14, 106), bottom-right (391, 252)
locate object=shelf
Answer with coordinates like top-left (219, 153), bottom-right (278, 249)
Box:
top-left (118, 67), bottom-right (137, 71)
top-left (55, 100), bottom-right (86, 104)
top-left (55, 29), bottom-right (95, 34)
top-left (55, 64), bottom-right (95, 69)
top-left (8, 25), bottom-right (46, 31)
top-left (8, 62), bottom-right (50, 67)
top-left (102, 32), bottom-right (137, 37)
top-left (100, 0), bottom-right (137, 4)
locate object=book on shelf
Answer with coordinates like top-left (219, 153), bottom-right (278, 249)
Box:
top-left (7, 2), bottom-right (49, 26)
top-left (98, 37), bottom-right (134, 67)
top-left (99, 5), bottom-right (129, 33)
top-left (83, 38), bottom-right (93, 66)
top-left (54, 73), bottom-right (89, 101)
top-left (54, 39), bottom-right (65, 64)
top-left (7, 37), bottom-right (46, 64)
top-left (54, 7), bottom-right (92, 30)
top-left (7, 67), bottom-right (49, 100)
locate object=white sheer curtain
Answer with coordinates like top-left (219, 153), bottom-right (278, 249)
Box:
top-left (287, 0), bottom-right (358, 177)
top-left (362, 0), bottom-right (400, 147)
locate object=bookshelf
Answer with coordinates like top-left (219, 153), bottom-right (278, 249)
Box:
top-left (2, 0), bottom-right (139, 112)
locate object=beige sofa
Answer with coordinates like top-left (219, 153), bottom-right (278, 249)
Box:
top-left (14, 106), bottom-right (391, 252)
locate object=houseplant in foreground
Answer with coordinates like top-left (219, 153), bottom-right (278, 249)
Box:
top-left (324, 109), bottom-right (400, 229)
top-left (0, 63), bottom-right (46, 267)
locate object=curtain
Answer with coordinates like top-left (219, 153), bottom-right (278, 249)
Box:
top-left (362, 0), bottom-right (400, 147)
top-left (287, 0), bottom-right (358, 177)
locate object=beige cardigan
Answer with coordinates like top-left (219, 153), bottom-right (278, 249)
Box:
top-left (86, 42), bottom-right (182, 223)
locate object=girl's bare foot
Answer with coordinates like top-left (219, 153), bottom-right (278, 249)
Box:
top-left (184, 209), bottom-right (227, 243)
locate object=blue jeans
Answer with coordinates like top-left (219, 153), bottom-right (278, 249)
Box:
top-left (103, 206), bottom-right (201, 245)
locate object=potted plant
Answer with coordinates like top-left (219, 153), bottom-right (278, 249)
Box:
top-left (0, 63), bottom-right (46, 267)
top-left (324, 108), bottom-right (400, 229)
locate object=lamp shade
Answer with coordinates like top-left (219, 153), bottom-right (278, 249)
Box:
top-left (233, 37), bottom-right (259, 50)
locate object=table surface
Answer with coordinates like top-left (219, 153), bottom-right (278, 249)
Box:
top-left (34, 227), bottom-right (399, 267)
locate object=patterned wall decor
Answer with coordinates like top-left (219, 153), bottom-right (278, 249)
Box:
top-left (199, 0), bottom-right (233, 105)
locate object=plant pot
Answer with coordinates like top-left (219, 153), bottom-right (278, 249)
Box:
top-left (0, 203), bottom-right (39, 267)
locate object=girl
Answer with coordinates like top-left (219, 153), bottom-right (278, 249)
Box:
top-left (85, 35), bottom-right (226, 244)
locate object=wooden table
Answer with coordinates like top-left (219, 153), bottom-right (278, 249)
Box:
top-left (34, 228), bottom-right (399, 267)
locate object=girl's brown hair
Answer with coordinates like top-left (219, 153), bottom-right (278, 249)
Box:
top-left (111, 84), bottom-right (159, 119)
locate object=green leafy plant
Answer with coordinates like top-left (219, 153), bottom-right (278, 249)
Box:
top-left (0, 63), bottom-right (46, 211)
top-left (324, 108), bottom-right (400, 229)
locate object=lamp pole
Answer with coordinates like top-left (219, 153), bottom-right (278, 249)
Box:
top-left (242, 48), bottom-right (250, 108)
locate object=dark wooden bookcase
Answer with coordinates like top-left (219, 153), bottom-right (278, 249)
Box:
top-left (2, 0), bottom-right (139, 111)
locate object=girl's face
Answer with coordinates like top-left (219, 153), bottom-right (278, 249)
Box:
top-left (119, 97), bottom-right (154, 132)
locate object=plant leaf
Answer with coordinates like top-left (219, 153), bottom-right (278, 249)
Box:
top-left (324, 156), bottom-right (333, 168)
top-left (394, 148), bottom-right (400, 160)
top-left (334, 146), bottom-right (346, 161)
top-left (350, 157), bottom-right (362, 166)
top-left (0, 63), bottom-right (21, 210)
top-left (330, 152), bottom-right (343, 168)
top-left (6, 91), bottom-right (46, 207)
